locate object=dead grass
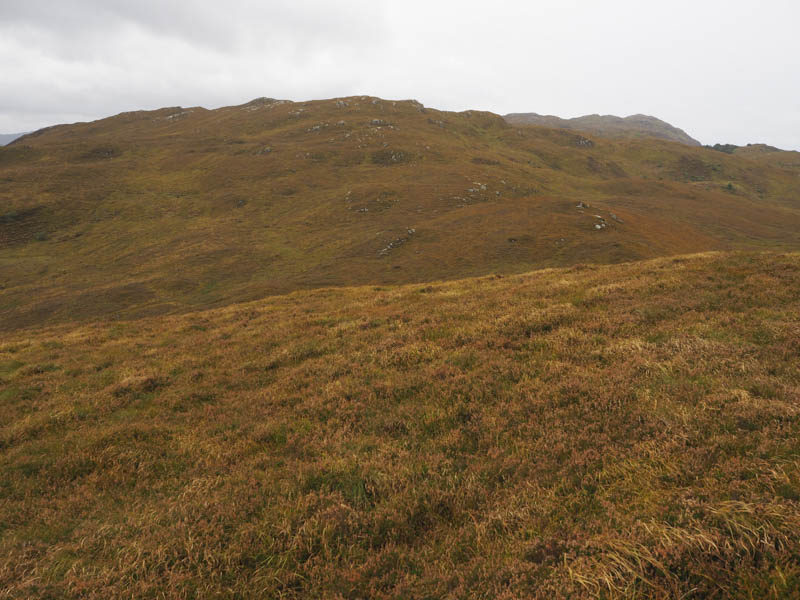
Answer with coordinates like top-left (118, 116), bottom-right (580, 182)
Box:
top-left (0, 250), bottom-right (799, 598)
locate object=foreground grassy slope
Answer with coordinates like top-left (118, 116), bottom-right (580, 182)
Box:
top-left (1, 251), bottom-right (799, 598)
top-left (2, 96), bottom-right (800, 330)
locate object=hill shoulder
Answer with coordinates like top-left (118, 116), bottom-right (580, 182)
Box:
top-left (504, 112), bottom-right (702, 146)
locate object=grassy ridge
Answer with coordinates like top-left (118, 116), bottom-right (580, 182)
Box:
top-left (1, 251), bottom-right (799, 598)
top-left (1, 96), bottom-right (800, 330)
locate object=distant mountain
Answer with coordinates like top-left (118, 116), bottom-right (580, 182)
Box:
top-left (0, 132), bottom-right (29, 146)
top-left (504, 113), bottom-right (701, 146)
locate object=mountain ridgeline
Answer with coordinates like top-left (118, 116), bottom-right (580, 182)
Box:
top-left (503, 112), bottom-right (703, 146)
top-left (1, 96), bottom-right (800, 330)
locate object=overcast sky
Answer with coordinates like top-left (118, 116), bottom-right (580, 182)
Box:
top-left (2, 0), bottom-right (799, 149)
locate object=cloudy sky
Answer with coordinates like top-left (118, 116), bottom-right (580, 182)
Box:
top-left (2, 0), bottom-right (799, 149)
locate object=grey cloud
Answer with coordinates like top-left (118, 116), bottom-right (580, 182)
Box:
top-left (0, 0), bottom-right (386, 51)
top-left (1, 0), bottom-right (799, 150)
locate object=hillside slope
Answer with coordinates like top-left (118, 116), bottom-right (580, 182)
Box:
top-left (503, 112), bottom-right (702, 146)
top-left (707, 143), bottom-right (800, 173)
top-left (2, 96), bottom-right (800, 330)
top-left (1, 251), bottom-right (799, 598)
top-left (734, 144), bottom-right (800, 173)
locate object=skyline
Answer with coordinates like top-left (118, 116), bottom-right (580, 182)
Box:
top-left (1, 0), bottom-right (799, 150)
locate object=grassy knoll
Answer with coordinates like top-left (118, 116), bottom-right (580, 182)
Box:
top-left (1, 250), bottom-right (799, 598)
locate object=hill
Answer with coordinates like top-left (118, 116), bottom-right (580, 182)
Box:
top-left (2, 96), bottom-right (800, 331)
top-left (1, 250), bottom-right (799, 598)
top-left (0, 132), bottom-right (28, 146)
top-left (504, 113), bottom-right (702, 146)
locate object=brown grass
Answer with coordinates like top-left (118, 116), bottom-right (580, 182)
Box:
top-left (1, 96), bottom-right (800, 331)
top-left (1, 250), bottom-right (799, 598)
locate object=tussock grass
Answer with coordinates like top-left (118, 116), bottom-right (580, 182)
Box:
top-left (1, 251), bottom-right (799, 598)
